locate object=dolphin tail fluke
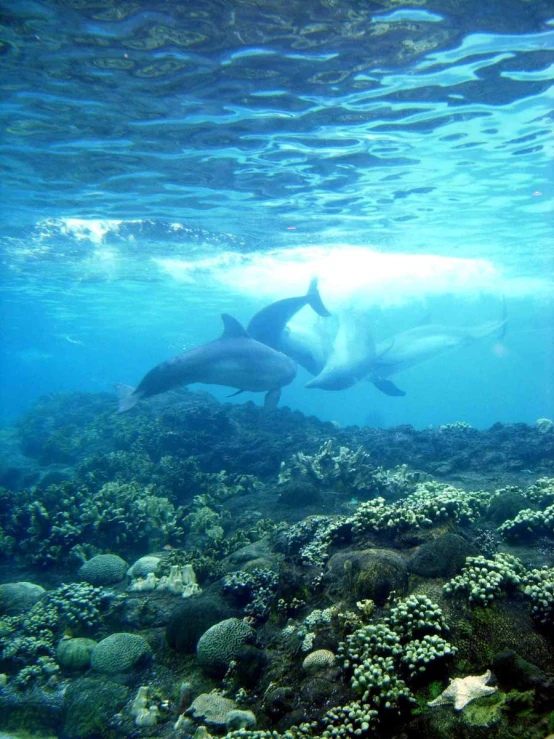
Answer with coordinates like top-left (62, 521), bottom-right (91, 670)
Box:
top-left (112, 382), bottom-right (139, 413)
top-left (264, 388), bottom-right (281, 410)
top-left (372, 376), bottom-right (406, 397)
top-left (307, 278), bottom-right (331, 318)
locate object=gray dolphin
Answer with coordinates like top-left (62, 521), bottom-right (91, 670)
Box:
top-left (114, 314), bottom-right (297, 413)
top-left (278, 319), bottom-right (334, 376)
top-left (305, 310), bottom-right (377, 390)
top-left (369, 309), bottom-right (508, 396)
top-left (247, 277), bottom-right (331, 354)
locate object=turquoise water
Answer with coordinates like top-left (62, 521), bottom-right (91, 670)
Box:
top-left (1, 0), bottom-right (553, 427)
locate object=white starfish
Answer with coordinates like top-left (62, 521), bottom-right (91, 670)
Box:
top-left (428, 670), bottom-right (497, 711)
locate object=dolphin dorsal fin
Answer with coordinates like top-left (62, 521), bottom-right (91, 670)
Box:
top-left (221, 314), bottom-right (249, 339)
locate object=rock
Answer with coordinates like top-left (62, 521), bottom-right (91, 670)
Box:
top-left (0, 582), bottom-right (45, 616)
top-left (492, 649), bottom-right (550, 691)
top-left (63, 677), bottom-right (130, 738)
top-left (300, 675), bottom-right (345, 708)
top-left (228, 539), bottom-right (273, 566)
top-left (233, 645), bottom-right (268, 687)
top-left (0, 683), bottom-right (64, 735)
top-left (408, 534), bottom-right (478, 578)
top-left (91, 633), bottom-right (153, 674)
top-left (79, 554), bottom-right (128, 586)
top-left (486, 491), bottom-right (528, 525)
top-left (325, 549), bottom-right (408, 604)
top-left (261, 687), bottom-right (294, 719)
top-left (166, 593), bottom-right (233, 653)
top-left (278, 481), bottom-right (321, 507)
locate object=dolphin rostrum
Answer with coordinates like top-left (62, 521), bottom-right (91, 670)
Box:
top-left (114, 314), bottom-right (297, 413)
top-left (247, 277), bottom-right (331, 352)
top-left (369, 308), bottom-right (508, 396)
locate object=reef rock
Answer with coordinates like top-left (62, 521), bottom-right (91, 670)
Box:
top-left (325, 549), bottom-right (408, 604)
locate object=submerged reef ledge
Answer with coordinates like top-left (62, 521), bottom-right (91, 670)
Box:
top-left (0, 389), bottom-right (552, 739)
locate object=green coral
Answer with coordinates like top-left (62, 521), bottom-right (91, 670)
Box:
top-left (522, 477), bottom-right (554, 506)
top-left (400, 635), bottom-right (457, 679)
top-left (498, 504), bottom-right (554, 540)
top-left (443, 553), bottom-right (526, 606)
top-left (385, 594), bottom-right (447, 641)
top-left (0, 582), bottom-right (119, 689)
top-left (522, 567), bottom-right (554, 626)
top-left (351, 482), bottom-right (490, 536)
top-left (185, 495), bottom-right (227, 541)
top-left (336, 596), bottom-right (455, 733)
top-left (56, 636), bottom-right (97, 671)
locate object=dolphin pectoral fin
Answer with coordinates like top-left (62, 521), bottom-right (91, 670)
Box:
top-left (307, 277), bottom-right (331, 318)
top-left (227, 389), bottom-right (245, 398)
top-left (264, 388), bottom-right (281, 409)
top-left (112, 382), bottom-right (140, 413)
top-left (221, 314), bottom-right (249, 339)
top-left (372, 377), bottom-right (406, 397)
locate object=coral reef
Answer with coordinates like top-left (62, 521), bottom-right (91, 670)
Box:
top-left (0, 391), bottom-right (553, 739)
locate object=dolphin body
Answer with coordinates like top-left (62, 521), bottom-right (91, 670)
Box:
top-left (305, 311), bottom-right (377, 390)
top-left (369, 311), bottom-right (508, 396)
top-left (247, 278), bottom-right (330, 355)
top-left (114, 314), bottom-right (297, 413)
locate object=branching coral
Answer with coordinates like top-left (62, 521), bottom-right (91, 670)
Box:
top-left (9, 480), bottom-right (186, 565)
top-left (522, 567), bottom-right (554, 626)
top-left (351, 483), bottom-right (489, 536)
top-left (497, 504), bottom-right (554, 540)
top-left (223, 568), bottom-right (279, 620)
top-left (279, 441), bottom-right (420, 500)
top-left (0, 582), bottom-right (121, 689)
top-left (443, 553), bottom-right (526, 605)
top-left (335, 596), bottom-right (455, 733)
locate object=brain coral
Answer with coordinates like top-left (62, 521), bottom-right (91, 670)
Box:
top-left (189, 692), bottom-right (237, 728)
top-left (302, 649), bottom-right (336, 673)
top-left (0, 581), bottom-right (45, 616)
top-left (79, 554), bottom-right (128, 586)
top-left (196, 617), bottom-right (256, 676)
top-left (91, 632), bottom-right (152, 674)
top-left (127, 555), bottom-right (162, 580)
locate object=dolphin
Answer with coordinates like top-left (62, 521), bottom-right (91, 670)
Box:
top-left (305, 310), bottom-right (377, 390)
top-left (247, 277), bottom-right (331, 352)
top-left (114, 314), bottom-right (297, 413)
top-left (369, 309), bottom-right (508, 396)
top-left (277, 318), bottom-right (335, 376)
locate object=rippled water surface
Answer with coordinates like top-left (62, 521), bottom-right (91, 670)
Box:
top-left (1, 0), bottom-right (553, 264)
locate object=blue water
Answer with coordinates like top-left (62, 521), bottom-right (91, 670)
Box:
top-left (1, 1), bottom-right (553, 429)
